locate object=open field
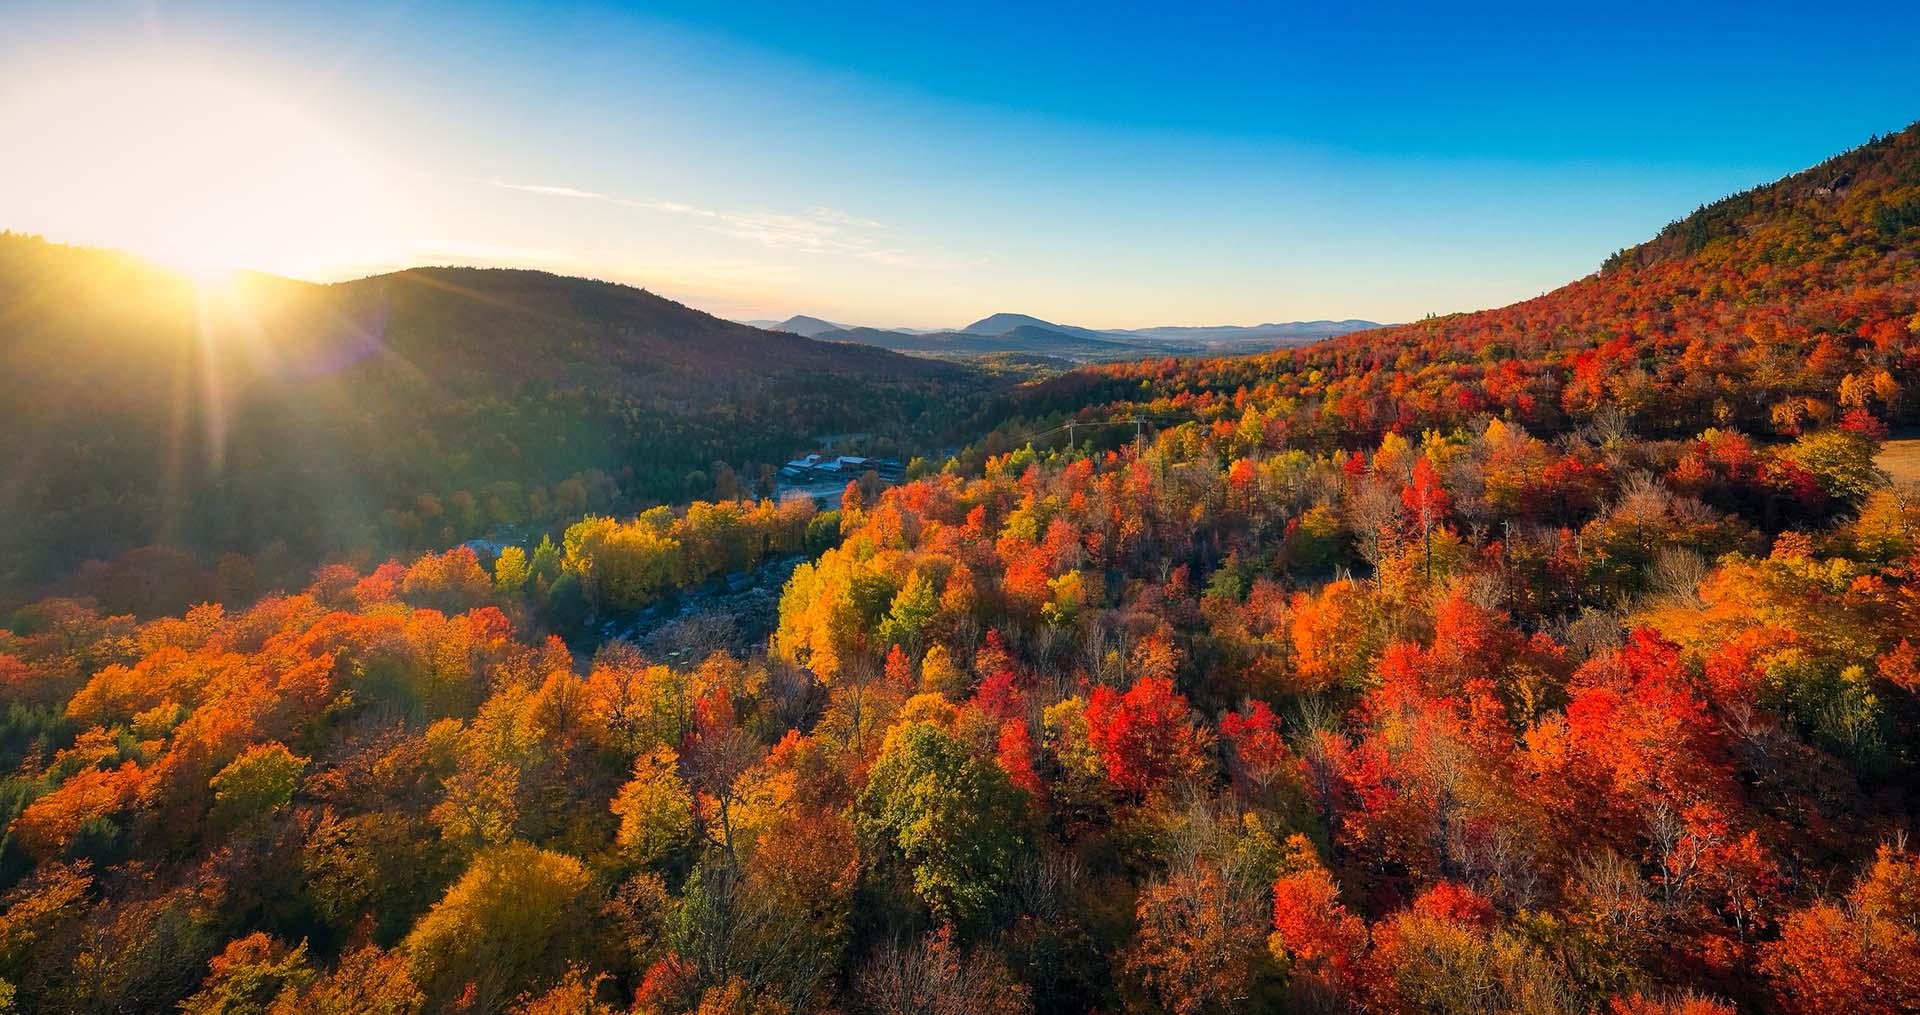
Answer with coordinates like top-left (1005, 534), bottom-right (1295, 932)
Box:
top-left (1878, 436), bottom-right (1920, 485)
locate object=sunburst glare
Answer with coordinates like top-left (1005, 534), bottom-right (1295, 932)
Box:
top-left (0, 60), bottom-right (397, 279)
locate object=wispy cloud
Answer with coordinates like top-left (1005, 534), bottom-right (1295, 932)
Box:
top-left (803, 205), bottom-right (885, 229)
top-left (490, 181), bottom-right (609, 201)
top-left (485, 178), bottom-right (967, 267)
top-left (859, 246), bottom-right (994, 271)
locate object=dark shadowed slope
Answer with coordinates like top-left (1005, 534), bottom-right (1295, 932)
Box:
top-left (0, 236), bottom-right (990, 592)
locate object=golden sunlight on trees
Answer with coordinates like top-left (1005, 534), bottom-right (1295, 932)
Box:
top-left (404, 843), bottom-right (595, 1011)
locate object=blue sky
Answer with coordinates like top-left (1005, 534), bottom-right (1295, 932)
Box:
top-left (3, 1), bottom-right (1918, 327)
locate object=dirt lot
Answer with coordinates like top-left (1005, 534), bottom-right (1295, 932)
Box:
top-left (597, 554), bottom-right (805, 664)
top-left (1878, 436), bottom-right (1920, 485)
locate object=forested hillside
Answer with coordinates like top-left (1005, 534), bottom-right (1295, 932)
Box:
top-left (3, 127), bottom-right (1920, 1015)
top-left (0, 236), bottom-right (988, 599)
top-left (976, 126), bottom-right (1920, 453)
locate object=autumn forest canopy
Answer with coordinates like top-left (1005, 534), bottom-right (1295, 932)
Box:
top-left (5, 119), bottom-right (1920, 1015)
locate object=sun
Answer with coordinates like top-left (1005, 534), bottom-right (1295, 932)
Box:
top-left (169, 251), bottom-right (247, 289)
top-left (0, 60), bottom-right (396, 280)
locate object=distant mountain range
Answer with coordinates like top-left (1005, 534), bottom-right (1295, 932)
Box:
top-left (1116, 320), bottom-right (1387, 343)
top-left (817, 324), bottom-right (1142, 361)
top-left (741, 314), bottom-right (848, 338)
top-left (744, 312), bottom-right (1385, 362)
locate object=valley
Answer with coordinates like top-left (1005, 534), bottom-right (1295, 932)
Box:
top-left (2, 13), bottom-right (1919, 1014)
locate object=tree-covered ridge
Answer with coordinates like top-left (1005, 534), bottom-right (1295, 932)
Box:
top-left (0, 235), bottom-right (992, 600)
top-left (1613, 126), bottom-right (1920, 270)
top-left (974, 124), bottom-right (1920, 461)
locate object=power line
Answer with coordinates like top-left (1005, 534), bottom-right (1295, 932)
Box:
top-left (993, 413), bottom-right (1206, 449)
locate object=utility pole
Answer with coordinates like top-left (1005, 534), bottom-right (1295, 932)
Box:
top-left (1133, 418), bottom-right (1144, 455)
top-left (1066, 421), bottom-right (1074, 450)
